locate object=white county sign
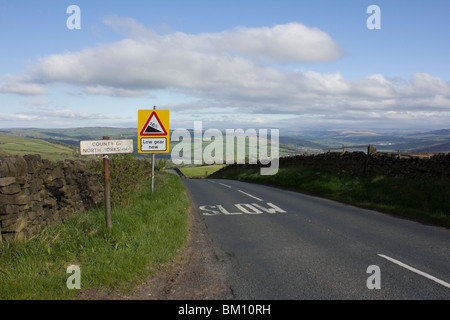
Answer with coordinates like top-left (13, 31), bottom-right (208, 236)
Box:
top-left (79, 139), bottom-right (134, 155)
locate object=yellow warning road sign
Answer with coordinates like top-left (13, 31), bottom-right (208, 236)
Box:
top-left (138, 109), bottom-right (170, 153)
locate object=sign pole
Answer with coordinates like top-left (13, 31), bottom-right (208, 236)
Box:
top-left (151, 106), bottom-right (156, 193)
top-left (103, 136), bottom-right (112, 233)
top-left (152, 153), bottom-right (155, 193)
top-left (79, 137), bottom-right (134, 233)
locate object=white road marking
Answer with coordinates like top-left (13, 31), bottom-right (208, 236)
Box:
top-left (235, 204), bottom-right (263, 214)
top-left (378, 254), bottom-right (450, 289)
top-left (199, 205), bottom-right (220, 216)
top-left (238, 190), bottom-right (263, 202)
top-left (219, 182), bottom-right (232, 188)
top-left (252, 202), bottom-right (286, 214)
top-left (217, 205), bottom-right (242, 215)
top-left (200, 203), bottom-right (286, 216)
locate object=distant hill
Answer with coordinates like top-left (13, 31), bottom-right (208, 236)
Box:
top-left (411, 129), bottom-right (450, 136)
top-left (0, 134), bottom-right (77, 161)
top-left (279, 136), bottom-right (326, 150)
top-left (292, 128), bottom-right (450, 153)
top-left (410, 141), bottom-right (450, 153)
top-left (1, 127), bottom-right (448, 161)
top-left (0, 127), bottom-right (136, 147)
top-left (0, 127), bottom-right (318, 161)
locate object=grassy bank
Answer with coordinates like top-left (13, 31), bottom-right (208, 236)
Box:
top-left (0, 134), bottom-right (77, 161)
top-left (179, 164), bottom-right (226, 178)
top-left (0, 172), bottom-right (190, 300)
top-left (211, 165), bottom-right (450, 228)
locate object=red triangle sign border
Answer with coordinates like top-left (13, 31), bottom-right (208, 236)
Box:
top-left (140, 111), bottom-right (167, 136)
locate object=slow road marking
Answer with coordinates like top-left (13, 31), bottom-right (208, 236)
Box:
top-left (200, 203), bottom-right (286, 216)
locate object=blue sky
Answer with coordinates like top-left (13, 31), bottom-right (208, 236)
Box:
top-left (1, 0), bottom-right (449, 132)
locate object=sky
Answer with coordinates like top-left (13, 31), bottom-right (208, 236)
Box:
top-left (1, 0), bottom-right (450, 133)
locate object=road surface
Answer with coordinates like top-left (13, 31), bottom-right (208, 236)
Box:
top-left (183, 178), bottom-right (450, 299)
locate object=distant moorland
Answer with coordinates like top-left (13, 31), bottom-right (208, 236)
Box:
top-left (0, 127), bottom-right (449, 162)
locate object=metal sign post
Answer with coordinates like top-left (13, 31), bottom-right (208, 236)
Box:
top-left (79, 137), bottom-right (134, 232)
top-left (152, 154), bottom-right (155, 193)
top-left (102, 136), bottom-right (112, 233)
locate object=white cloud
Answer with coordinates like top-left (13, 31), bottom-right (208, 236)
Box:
top-left (0, 75), bottom-right (47, 95)
top-left (410, 72), bottom-right (450, 97)
top-left (2, 17), bottom-right (450, 129)
top-left (24, 99), bottom-right (50, 107)
top-left (0, 109), bottom-right (119, 122)
top-left (83, 86), bottom-right (146, 97)
top-left (46, 109), bottom-right (119, 120)
top-left (0, 113), bottom-right (42, 121)
top-left (28, 19), bottom-right (342, 92)
top-left (192, 22), bottom-right (343, 63)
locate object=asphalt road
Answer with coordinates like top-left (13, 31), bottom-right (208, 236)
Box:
top-left (183, 178), bottom-right (450, 300)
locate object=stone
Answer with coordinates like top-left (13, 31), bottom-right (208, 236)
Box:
top-left (44, 167), bottom-right (64, 184)
top-left (29, 178), bottom-right (43, 194)
top-left (14, 177), bottom-right (28, 185)
top-left (10, 156), bottom-right (28, 177)
top-left (1, 214), bottom-right (27, 233)
top-left (43, 195), bottom-right (57, 208)
top-left (47, 178), bottom-right (65, 190)
top-left (0, 159), bottom-right (9, 178)
top-left (27, 211), bottom-right (37, 220)
top-left (0, 193), bottom-right (30, 205)
top-left (0, 204), bottom-right (21, 215)
top-left (73, 160), bottom-right (88, 173)
top-left (42, 159), bottom-right (54, 170)
top-left (0, 184), bottom-right (21, 195)
top-left (23, 154), bottom-right (43, 174)
top-left (2, 232), bottom-right (26, 241)
top-left (63, 161), bottom-right (74, 176)
top-left (0, 177), bottom-right (16, 187)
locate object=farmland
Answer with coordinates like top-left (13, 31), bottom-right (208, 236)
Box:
top-left (0, 134), bottom-right (77, 161)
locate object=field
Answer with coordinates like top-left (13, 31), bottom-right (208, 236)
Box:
top-left (0, 134), bottom-right (77, 161)
top-left (179, 164), bottom-right (226, 178)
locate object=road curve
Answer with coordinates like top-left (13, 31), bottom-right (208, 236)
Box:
top-left (183, 178), bottom-right (450, 300)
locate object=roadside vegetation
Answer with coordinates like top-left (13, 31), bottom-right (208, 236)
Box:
top-left (0, 155), bottom-right (190, 300)
top-left (211, 165), bottom-right (450, 228)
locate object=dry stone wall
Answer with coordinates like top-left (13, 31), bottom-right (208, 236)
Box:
top-left (0, 155), bottom-right (104, 241)
top-left (280, 152), bottom-right (450, 179)
top-left (213, 151), bottom-right (450, 181)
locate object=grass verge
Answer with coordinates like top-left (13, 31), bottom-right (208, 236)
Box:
top-left (211, 165), bottom-right (450, 228)
top-left (179, 164), bottom-right (226, 178)
top-left (0, 172), bottom-right (190, 300)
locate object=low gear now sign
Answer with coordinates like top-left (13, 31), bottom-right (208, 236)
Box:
top-left (137, 109), bottom-right (170, 153)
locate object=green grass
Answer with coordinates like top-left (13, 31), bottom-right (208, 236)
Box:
top-left (212, 165), bottom-right (450, 228)
top-left (0, 172), bottom-right (190, 300)
top-left (179, 164), bottom-right (226, 178)
top-left (0, 134), bottom-right (77, 161)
